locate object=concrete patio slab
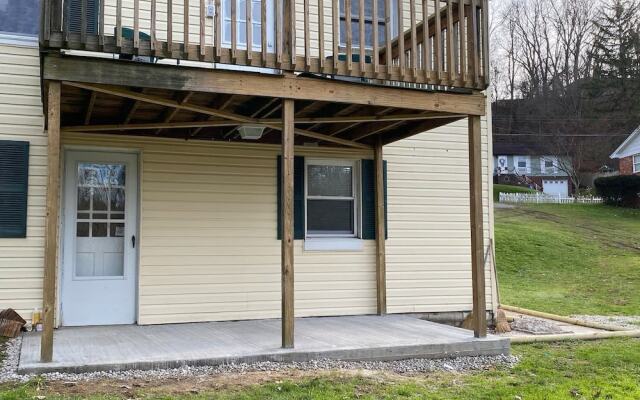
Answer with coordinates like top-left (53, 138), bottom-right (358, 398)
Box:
top-left (18, 315), bottom-right (509, 374)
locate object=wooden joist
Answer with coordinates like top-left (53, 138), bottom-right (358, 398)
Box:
top-left (61, 81), bottom-right (371, 149)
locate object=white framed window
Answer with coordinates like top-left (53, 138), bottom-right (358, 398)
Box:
top-left (0, 0), bottom-right (40, 46)
top-left (541, 156), bottom-right (557, 174)
top-left (339, 0), bottom-right (397, 50)
top-left (515, 156), bottom-right (530, 174)
top-left (305, 159), bottom-right (359, 238)
top-left (633, 154), bottom-right (640, 173)
top-left (222, 0), bottom-right (276, 51)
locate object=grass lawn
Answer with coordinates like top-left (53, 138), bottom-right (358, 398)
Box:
top-left (1, 339), bottom-right (639, 399)
top-left (495, 204), bottom-right (640, 316)
top-left (493, 183), bottom-right (537, 201)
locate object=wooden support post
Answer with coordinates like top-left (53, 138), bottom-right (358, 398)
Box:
top-left (41, 81), bottom-right (61, 363)
top-left (374, 137), bottom-right (387, 315)
top-left (468, 115), bottom-right (486, 338)
top-left (281, 98), bottom-right (295, 349)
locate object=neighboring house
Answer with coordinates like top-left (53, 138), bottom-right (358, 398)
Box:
top-left (610, 125), bottom-right (640, 175)
top-left (0, 0), bottom-right (495, 361)
top-left (493, 143), bottom-right (572, 196)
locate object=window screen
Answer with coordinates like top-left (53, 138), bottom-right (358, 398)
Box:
top-left (0, 0), bottom-right (40, 36)
top-left (306, 162), bottom-right (357, 236)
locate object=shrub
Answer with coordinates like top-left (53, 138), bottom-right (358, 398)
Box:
top-left (594, 175), bottom-right (640, 207)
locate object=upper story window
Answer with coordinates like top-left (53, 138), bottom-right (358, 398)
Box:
top-left (633, 154), bottom-right (639, 173)
top-left (541, 156), bottom-right (558, 174)
top-left (306, 159), bottom-right (358, 237)
top-left (222, 0), bottom-right (275, 51)
top-left (515, 156), bottom-right (530, 174)
top-left (0, 0), bottom-right (40, 40)
top-left (339, 0), bottom-right (395, 49)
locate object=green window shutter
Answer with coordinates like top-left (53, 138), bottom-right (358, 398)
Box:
top-left (277, 155), bottom-right (305, 240)
top-left (361, 159), bottom-right (388, 240)
top-left (65, 0), bottom-right (100, 34)
top-left (0, 140), bottom-right (29, 238)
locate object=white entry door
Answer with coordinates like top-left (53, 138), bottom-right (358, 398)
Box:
top-left (543, 179), bottom-right (569, 196)
top-left (61, 151), bottom-right (138, 326)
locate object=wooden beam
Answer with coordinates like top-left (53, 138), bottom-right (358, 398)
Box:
top-left (83, 91), bottom-right (96, 125)
top-left (63, 82), bottom-right (254, 123)
top-left (193, 94), bottom-right (237, 137)
top-left (62, 82), bottom-right (371, 149)
top-left (281, 98), bottom-right (295, 349)
top-left (44, 56), bottom-right (487, 115)
top-left (375, 137), bottom-right (386, 315)
top-left (468, 115), bottom-right (487, 338)
top-left (155, 91), bottom-right (194, 134)
top-left (63, 120), bottom-right (244, 132)
top-left (41, 81), bottom-right (61, 363)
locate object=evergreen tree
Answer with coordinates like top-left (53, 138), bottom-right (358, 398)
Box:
top-left (591, 0), bottom-right (640, 79)
top-left (588, 0), bottom-right (640, 114)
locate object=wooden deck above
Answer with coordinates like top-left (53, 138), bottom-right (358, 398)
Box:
top-left (40, 0), bottom-right (489, 91)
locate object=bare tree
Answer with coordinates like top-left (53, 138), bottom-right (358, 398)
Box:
top-left (541, 136), bottom-right (586, 193)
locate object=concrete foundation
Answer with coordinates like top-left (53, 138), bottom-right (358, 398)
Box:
top-left (19, 315), bottom-right (510, 374)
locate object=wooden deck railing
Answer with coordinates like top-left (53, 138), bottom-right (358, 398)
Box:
top-left (40, 0), bottom-right (488, 89)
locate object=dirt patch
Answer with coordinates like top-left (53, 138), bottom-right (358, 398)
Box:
top-left (22, 370), bottom-right (400, 398)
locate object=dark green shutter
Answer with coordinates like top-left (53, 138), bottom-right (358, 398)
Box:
top-left (277, 155), bottom-right (305, 240)
top-left (65, 0), bottom-right (100, 34)
top-left (361, 159), bottom-right (387, 240)
top-left (0, 140), bottom-right (29, 238)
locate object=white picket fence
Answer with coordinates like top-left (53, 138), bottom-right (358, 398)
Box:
top-left (499, 192), bottom-right (603, 204)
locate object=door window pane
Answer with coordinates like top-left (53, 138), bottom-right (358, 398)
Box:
top-left (92, 222), bottom-right (107, 237)
top-left (75, 162), bottom-right (126, 278)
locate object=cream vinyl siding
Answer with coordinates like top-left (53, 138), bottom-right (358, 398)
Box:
top-left (385, 115), bottom-right (495, 313)
top-left (0, 43), bottom-right (46, 319)
top-left (62, 133), bottom-right (376, 324)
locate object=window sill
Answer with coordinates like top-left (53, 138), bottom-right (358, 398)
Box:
top-left (304, 237), bottom-right (364, 252)
top-left (0, 33), bottom-right (38, 47)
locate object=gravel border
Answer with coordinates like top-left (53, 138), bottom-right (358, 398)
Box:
top-left (571, 315), bottom-right (640, 330)
top-left (0, 337), bottom-right (519, 383)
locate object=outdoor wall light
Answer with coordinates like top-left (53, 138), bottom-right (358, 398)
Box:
top-left (237, 125), bottom-right (266, 140)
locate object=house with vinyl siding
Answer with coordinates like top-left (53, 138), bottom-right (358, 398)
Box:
top-left (610, 125), bottom-right (640, 176)
top-left (0, 0), bottom-right (502, 365)
top-left (493, 142), bottom-right (573, 196)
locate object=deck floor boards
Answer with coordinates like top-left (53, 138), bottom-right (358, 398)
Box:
top-left (19, 315), bottom-right (509, 374)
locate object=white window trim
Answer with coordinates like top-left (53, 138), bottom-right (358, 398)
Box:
top-left (540, 156), bottom-right (558, 175)
top-left (515, 156), bottom-right (530, 174)
top-left (221, 0), bottom-right (276, 52)
top-left (0, 32), bottom-right (38, 47)
top-left (633, 154), bottom-right (640, 173)
top-left (304, 158), bottom-right (361, 241)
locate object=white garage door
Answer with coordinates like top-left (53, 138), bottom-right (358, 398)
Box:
top-left (543, 179), bottom-right (568, 196)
